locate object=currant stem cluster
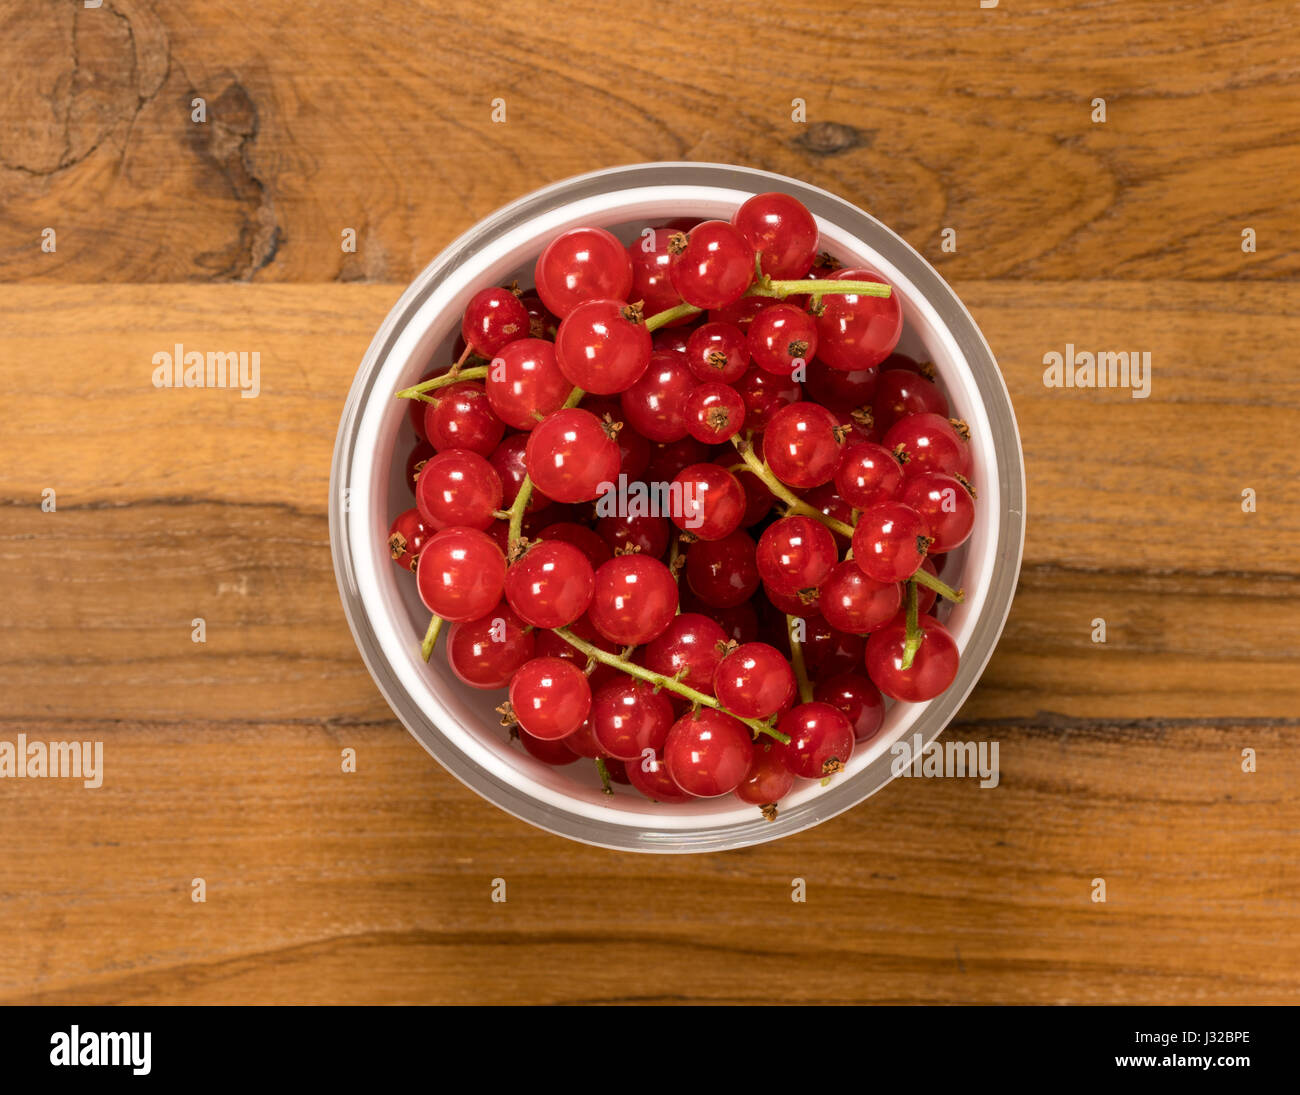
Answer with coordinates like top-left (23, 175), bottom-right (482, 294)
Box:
top-left (727, 435), bottom-right (966, 604)
top-left (397, 363), bottom-right (489, 402)
top-left (554, 626), bottom-right (791, 745)
top-left (641, 277), bottom-right (891, 335)
top-left (729, 435), bottom-right (855, 538)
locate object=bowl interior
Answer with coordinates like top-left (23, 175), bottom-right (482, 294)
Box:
top-left (337, 172), bottom-right (1016, 850)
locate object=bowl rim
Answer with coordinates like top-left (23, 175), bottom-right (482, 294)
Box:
top-left (329, 161), bottom-right (1027, 853)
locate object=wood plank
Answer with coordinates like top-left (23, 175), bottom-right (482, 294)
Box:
top-left (0, 1), bottom-right (1295, 283)
top-left (0, 715), bottom-right (1293, 1004)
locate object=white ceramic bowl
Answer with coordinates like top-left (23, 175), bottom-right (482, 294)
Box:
top-left (330, 162), bottom-right (1026, 853)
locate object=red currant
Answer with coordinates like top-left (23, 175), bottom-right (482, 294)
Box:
top-left (815, 268), bottom-right (903, 372)
top-left (591, 678), bottom-right (674, 762)
top-left (667, 221), bottom-right (755, 309)
top-left (873, 369), bottom-right (948, 433)
top-left (865, 613), bottom-right (959, 702)
top-left (669, 463), bottom-right (746, 541)
top-left (652, 327), bottom-right (692, 355)
top-left (595, 511), bottom-right (670, 558)
top-left (684, 529), bottom-right (760, 608)
top-left (627, 228), bottom-right (687, 321)
top-left (504, 540), bottom-right (595, 629)
top-left (416, 526), bottom-right (506, 622)
top-left (489, 435), bottom-right (552, 514)
top-left (645, 612), bottom-right (730, 695)
top-left (883, 412), bottom-right (973, 481)
top-left (645, 436), bottom-right (710, 483)
top-left (713, 642), bottom-right (796, 719)
top-left (387, 507), bottom-right (430, 572)
top-left (756, 515), bottom-right (837, 596)
top-left (535, 520), bottom-right (614, 570)
top-left (735, 367), bottom-right (801, 433)
top-left (851, 501), bottom-right (930, 583)
top-left (517, 290), bottom-right (559, 341)
top-left (684, 321), bottom-right (749, 383)
top-left (423, 381), bottom-right (505, 457)
top-left (799, 616), bottom-right (867, 681)
top-left (518, 728), bottom-right (581, 766)
top-left (618, 351), bottom-right (696, 442)
top-left (414, 449), bottom-right (503, 531)
top-left (819, 560), bottom-right (902, 635)
top-left (405, 440), bottom-right (435, 494)
top-left (764, 580), bottom-right (820, 617)
top-left (747, 303), bottom-right (818, 377)
top-left (588, 555), bottom-right (679, 645)
top-left (509, 656), bottom-right (592, 740)
top-left (763, 401), bottom-right (845, 488)
top-left (712, 450), bottom-right (775, 527)
top-left (814, 672), bottom-right (885, 743)
top-left (663, 708), bottom-right (754, 797)
top-left (804, 359), bottom-right (879, 413)
top-left (534, 227), bottom-right (633, 318)
top-left (446, 603), bottom-right (535, 689)
top-left (461, 286), bottom-right (530, 357)
top-left (555, 299), bottom-right (652, 395)
top-left (627, 751), bottom-right (693, 803)
top-left (680, 585), bottom-right (760, 644)
top-left (734, 741), bottom-right (796, 810)
top-left (685, 382), bottom-right (745, 443)
top-left (731, 192), bottom-right (818, 279)
top-left (708, 295), bottom-right (768, 331)
top-left (776, 701), bottom-right (855, 778)
top-left (800, 482), bottom-right (854, 544)
top-left (835, 440), bottom-right (904, 510)
top-left (485, 338), bottom-right (571, 431)
top-left (525, 408), bottom-right (621, 503)
top-left (584, 395), bottom-right (652, 478)
top-left (559, 715), bottom-right (605, 758)
top-left (899, 472), bottom-right (975, 553)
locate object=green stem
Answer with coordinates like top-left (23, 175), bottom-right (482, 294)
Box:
top-left (420, 615), bottom-right (444, 662)
top-left (644, 302), bottom-right (701, 332)
top-left (728, 435), bottom-right (855, 538)
top-left (901, 580), bottom-right (922, 670)
top-left (642, 277), bottom-right (891, 332)
top-left (396, 364), bottom-right (489, 401)
top-left (750, 278), bottom-right (892, 300)
top-left (913, 566), bottom-right (964, 604)
top-left (594, 757), bottom-right (613, 795)
top-left (554, 627), bottom-right (789, 744)
top-left (506, 478), bottom-right (532, 551)
top-left (786, 615), bottom-right (815, 704)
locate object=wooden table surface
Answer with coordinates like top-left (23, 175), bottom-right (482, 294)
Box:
top-left (2, 0), bottom-right (1298, 1005)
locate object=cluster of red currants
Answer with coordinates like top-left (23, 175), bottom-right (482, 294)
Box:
top-left (385, 192), bottom-right (976, 820)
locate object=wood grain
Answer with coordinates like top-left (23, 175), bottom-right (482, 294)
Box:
top-left (0, 1), bottom-right (1296, 283)
top-left (1, 715), bottom-right (1295, 1004)
top-left (1, 0), bottom-right (1299, 1005)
